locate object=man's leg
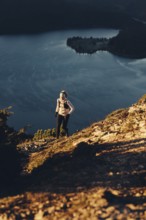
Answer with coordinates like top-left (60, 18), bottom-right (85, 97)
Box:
top-left (56, 115), bottom-right (63, 138)
top-left (62, 114), bottom-right (70, 137)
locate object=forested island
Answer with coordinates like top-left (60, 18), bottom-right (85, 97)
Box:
top-left (67, 22), bottom-right (146, 59)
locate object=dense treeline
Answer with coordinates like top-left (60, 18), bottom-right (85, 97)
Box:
top-left (67, 37), bottom-right (108, 54)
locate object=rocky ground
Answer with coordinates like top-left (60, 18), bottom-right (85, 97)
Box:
top-left (0, 95), bottom-right (146, 219)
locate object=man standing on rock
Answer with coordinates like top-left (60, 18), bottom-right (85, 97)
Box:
top-left (55, 90), bottom-right (74, 139)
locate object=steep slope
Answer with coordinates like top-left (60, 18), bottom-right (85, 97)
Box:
top-left (0, 95), bottom-right (146, 219)
top-left (23, 94), bottom-right (146, 174)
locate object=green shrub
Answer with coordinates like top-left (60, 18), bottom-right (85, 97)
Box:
top-left (33, 126), bottom-right (67, 141)
top-left (33, 128), bottom-right (56, 141)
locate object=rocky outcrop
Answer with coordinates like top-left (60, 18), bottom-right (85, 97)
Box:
top-left (1, 95), bottom-right (146, 219)
top-left (17, 94), bottom-right (146, 175)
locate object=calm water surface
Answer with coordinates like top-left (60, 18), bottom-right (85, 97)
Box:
top-left (0, 29), bottom-right (146, 133)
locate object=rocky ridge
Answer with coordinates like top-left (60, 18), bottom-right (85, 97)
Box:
top-left (0, 95), bottom-right (146, 219)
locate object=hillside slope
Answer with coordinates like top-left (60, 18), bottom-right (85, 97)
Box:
top-left (0, 95), bottom-right (146, 219)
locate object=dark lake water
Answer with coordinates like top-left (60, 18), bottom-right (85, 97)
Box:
top-left (1, 29), bottom-right (146, 134)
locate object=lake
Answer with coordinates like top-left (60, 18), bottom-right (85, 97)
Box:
top-left (0, 29), bottom-right (146, 134)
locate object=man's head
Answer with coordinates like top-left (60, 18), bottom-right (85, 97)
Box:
top-left (60, 90), bottom-right (68, 99)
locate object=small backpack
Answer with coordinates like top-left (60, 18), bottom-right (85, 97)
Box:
top-left (59, 100), bottom-right (70, 110)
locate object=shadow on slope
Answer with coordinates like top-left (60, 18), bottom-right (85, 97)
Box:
top-left (0, 142), bottom-right (23, 193)
top-left (23, 138), bottom-right (146, 193)
top-left (103, 190), bottom-right (146, 206)
top-left (0, 137), bottom-right (146, 199)
top-left (1, 138), bottom-right (146, 220)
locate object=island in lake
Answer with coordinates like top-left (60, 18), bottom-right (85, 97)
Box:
top-left (67, 22), bottom-right (146, 59)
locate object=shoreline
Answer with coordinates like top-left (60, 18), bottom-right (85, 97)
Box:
top-left (67, 21), bottom-right (146, 59)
